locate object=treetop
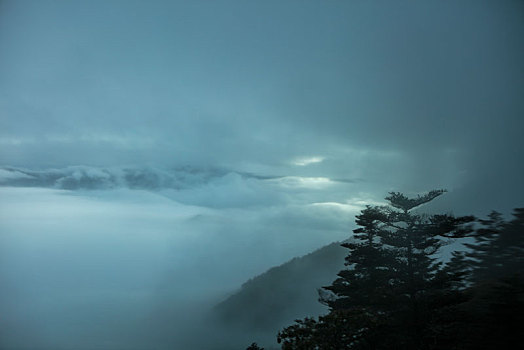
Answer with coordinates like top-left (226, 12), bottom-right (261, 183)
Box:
top-left (385, 189), bottom-right (447, 212)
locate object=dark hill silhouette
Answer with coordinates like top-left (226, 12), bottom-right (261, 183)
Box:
top-left (214, 242), bottom-right (348, 333)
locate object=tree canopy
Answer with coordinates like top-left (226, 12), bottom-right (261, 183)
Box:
top-left (271, 191), bottom-right (523, 350)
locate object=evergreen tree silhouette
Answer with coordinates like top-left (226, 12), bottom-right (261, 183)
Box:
top-left (466, 208), bottom-right (524, 281)
top-left (278, 190), bottom-right (475, 349)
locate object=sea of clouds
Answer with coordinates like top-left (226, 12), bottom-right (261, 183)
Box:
top-left (0, 165), bottom-right (372, 349)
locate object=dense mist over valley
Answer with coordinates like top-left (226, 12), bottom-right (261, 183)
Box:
top-left (0, 166), bottom-right (366, 348)
top-left (1, 0), bottom-right (523, 349)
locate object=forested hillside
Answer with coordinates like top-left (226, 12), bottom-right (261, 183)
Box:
top-left (215, 242), bottom-right (347, 332)
top-left (273, 192), bottom-right (524, 350)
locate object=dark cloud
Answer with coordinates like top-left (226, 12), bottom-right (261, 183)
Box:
top-left (1, 1), bottom-right (523, 348)
top-left (1, 1), bottom-right (522, 196)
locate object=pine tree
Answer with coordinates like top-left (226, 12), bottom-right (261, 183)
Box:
top-left (425, 208), bottom-right (524, 349)
top-left (493, 208), bottom-right (524, 276)
top-left (278, 190), bottom-right (475, 349)
top-left (466, 208), bottom-right (524, 281)
top-left (322, 205), bottom-right (396, 312)
top-left (375, 191), bottom-right (474, 349)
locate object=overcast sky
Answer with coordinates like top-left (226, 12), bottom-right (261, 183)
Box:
top-left (1, 1), bottom-right (523, 348)
top-left (1, 0), bottom-right (523, 210)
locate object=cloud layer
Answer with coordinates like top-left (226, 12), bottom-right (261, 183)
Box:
top-left (1, 0), bottom-right (522, 213)
top-left (0, 181), bottom-right (358, 349)
top-left (1, 0), bottom-right (523, 348)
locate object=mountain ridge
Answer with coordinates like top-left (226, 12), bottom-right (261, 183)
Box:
top-left (213, 241), bottom-right (349, 334)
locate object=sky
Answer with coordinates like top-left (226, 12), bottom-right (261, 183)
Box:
top-left (0, 0), bottom-right (523, 349)
top-left (0, 0), bottom-right (522, 208)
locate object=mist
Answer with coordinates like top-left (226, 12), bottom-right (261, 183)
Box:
top-left (0, 171), bottom-right (360, 349)
top-left (1, 0), bottom-right (523, 349)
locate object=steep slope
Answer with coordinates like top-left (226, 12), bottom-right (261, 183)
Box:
top-left (214, 242), bottom-right (348, 333)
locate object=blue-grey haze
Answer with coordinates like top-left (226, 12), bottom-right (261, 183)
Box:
top-left (0, 0), bottom-right (523, 349)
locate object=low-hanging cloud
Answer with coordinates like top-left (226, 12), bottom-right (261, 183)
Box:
top-left (1, 0), bottom-right (523, 348)
top-left (0, 172), bottom-right (360, 349)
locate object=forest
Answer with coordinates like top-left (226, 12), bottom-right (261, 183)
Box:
top-left (247, 190), bottom-right (524, 349)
